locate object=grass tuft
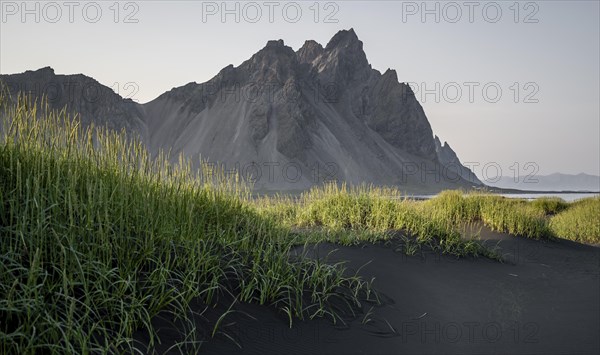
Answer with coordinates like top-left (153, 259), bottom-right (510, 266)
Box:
top-left (549, 197), bottom-right (600, 244)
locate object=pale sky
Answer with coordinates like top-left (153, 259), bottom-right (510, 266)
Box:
top-left (1, 0), bottom-right (599, 178)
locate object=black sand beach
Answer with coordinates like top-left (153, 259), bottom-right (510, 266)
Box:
top-left (138, 227), bottom-right (600, 354)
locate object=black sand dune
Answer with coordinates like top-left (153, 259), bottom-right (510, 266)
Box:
top-left (138, 227), bottom-right (599, 354)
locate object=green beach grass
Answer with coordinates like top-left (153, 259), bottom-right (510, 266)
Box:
top-left (0, 94), bottom-right (374, 353)
top-left (550, 197), bottom-right (600, 244)
top-left (255, 185), bottom-right (493, 257)
top-left (1, 91), bottom-right (598, 353)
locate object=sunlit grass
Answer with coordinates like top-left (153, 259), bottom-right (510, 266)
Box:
top-left (423, 191), bottom-right (551, 239)
top-left (257, 188), bottom-right (600, 249)
top-left (550, 197), bottom-right (600, 244)
top-left (424, 192), bottom-right (597, 242)
top-left (530, 197), bottom-right (570, 215)
top-left (255, 185), bottom-right (493, 258)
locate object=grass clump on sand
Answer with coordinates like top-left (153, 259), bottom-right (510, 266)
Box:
top-left (424, 191), bottom-right (551, 239)
top-left (0, 93), bottom-right (375, 354)
top-left (416, 191), bottom-right (598, 243)
top-left (256, 185), bottom-right (493, 258)
top-left (530, 197), bottom-right (570, 215)
top-left (258, 189), bottom-right (594, 249)
top-left (550, 197), bottom-right (600, 244)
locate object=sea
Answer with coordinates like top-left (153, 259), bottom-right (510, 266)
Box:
top-left (405, 193), bottom-right (599, 202)
top-left (498, 193), bottom-right (599, 202)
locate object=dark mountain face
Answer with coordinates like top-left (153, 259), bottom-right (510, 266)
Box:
top-left (434, 136), bottom-right (481, 186)
top-left (311, 29), bottom-right (438, 160)
top-left (0, 29), bottom-right (482, 192)
top-left (0, 67), bottom-right (146, 137)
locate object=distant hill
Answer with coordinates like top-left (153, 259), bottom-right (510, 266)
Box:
top-left (0, 66), bottom-right (145, 137)
top-left (484, 173), bottom-right (600, 192)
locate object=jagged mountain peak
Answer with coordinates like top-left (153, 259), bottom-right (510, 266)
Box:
top-left (314, 28), bottom-right (371, 85)
top-left (240, 39), bottom-right (299, 81)
top-left (243, 39), bottom-right (297, 71)
top-left (299, 39), bottom-right (323, 50)
top-left (297, 40), bottom-right (324, 64)
top-left (434, 135), bottom-right (456, 158)
top-left (324, 28), bottom-right (367, 61)
top-left (325, 28), bottom-right (360, 50)
top-left (256, 39), bottom-right (295, 57)
top-left (434, 135), bottom-right (481, 185)
top-left (382, 68), bottom-right (398, 82)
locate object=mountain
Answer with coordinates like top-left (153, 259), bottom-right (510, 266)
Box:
top-left (434, 136), bottom-right (481, 186)
top-left (0, 66), bottom-right (146, 138)
top-left (484, 173), bottom-right (600, 192)
top-left (0, 29), bottom-right (482, 193)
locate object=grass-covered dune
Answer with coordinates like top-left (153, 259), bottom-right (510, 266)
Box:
top-left (256, 187), bottom-right (598, 244)
top-left (0, 95), bottom-right (378, 353)
top-left (550, 197), bottom-right (600, 244)
top-left (255, 186), bottom-right (494, 257)
top-left (1, 92), bottom-right (598, 353)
